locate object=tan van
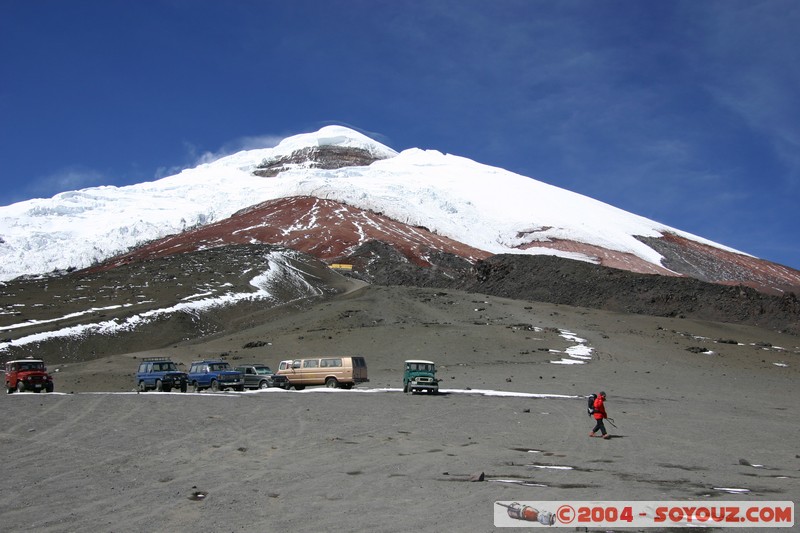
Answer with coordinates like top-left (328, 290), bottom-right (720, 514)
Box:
top-left (276, 357), bottom-right (368, 390)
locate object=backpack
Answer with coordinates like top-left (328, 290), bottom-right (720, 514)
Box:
top-left (587, 393), bottom-right (597, 416)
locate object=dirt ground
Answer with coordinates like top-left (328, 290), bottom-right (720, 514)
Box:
top-left (1, 285), bottom-right (798, 532)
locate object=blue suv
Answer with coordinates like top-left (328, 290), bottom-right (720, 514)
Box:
top-left (187, 360), bottom-right (244, 392)
top-left (136, 358), bottom-right (188, 392)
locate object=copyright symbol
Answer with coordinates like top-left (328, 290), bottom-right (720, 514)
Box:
top-left (557, 505), bottom-right (575, 524)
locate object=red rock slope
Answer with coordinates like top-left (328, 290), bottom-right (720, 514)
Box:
top-left (90, 196), bottom-right (490, 272)
top-left (87, 195), bottom-right (800, 296)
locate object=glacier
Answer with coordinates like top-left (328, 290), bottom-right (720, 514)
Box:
top-left (0, 125), bottom-right (743, 282)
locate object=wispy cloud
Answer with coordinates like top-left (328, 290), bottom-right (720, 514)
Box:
top-left (317, 121), bottom-right (394, 148)
top-left (25, 166), bottom-right (109, 200)
top-left (190, 134), bottom-right (285, 166)
top-left (153, 134), bottom-right (287, 179)
top-left (692, 1), bottom-right (800, 184)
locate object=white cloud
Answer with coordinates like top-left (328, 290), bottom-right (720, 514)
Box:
top-left (188, 135), bottom-right (285, 167)
top-left (152, 134), bottom-right (287, 179)
top-left (27, 167), bottom-right (108, 199)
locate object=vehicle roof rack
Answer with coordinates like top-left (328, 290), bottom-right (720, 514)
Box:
top-left (142, 357), bottom-right (172, 362)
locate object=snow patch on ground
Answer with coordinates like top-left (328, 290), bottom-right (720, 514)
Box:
top-left (550, 329), bottom-right (594, 365)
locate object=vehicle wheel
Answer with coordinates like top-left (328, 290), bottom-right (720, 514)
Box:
top-left (180, 383), bottom-right (188, 393)
top-left (163, 385), bottom-right (172, 393)
top-left (46, 383), bottom-right (54, 393)
top-left (235, 385), bottom-right (245, 392)
top-left (403, 382), bottom-right (409, 393)
top-left (137, 381), bottom-right (147, 393)
top-left (325, 377), bottom-right (339, 388)
top-left (342, 383), bottom-right (353, 390)
top-left (155, 380), bottom-right (163, 392)
top-left (294, 385), bottom-right (305, 391)
top-left (16, 381), bottom-right (25, 393)
top-left (210, 380), bottom-right (219, 392)
top-left (192, 381), bottom-right (200, 393)
top-left (259, 380), bottom-right (269, 389)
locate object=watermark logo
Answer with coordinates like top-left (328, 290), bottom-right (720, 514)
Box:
top-left (494, 501), bottom-right (794, 528)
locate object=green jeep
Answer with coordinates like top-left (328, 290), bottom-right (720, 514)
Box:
top-left (403, 359), bottom-right (440, 394)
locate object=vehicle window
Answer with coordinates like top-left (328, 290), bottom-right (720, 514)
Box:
top-left (303, 360), bottom-right (319, 368)
top-left (354, 357), bottom-right (365, 367)
top-left (255, 367), bottom-right (271, 375)
top-left (321, 358), bottom-right (342, 368)
top-left (209, 363), bottom-right (229, 371)
top-left (165, 363), bottom-right (177, 371)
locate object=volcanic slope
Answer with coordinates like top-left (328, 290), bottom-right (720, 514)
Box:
top-left (2, 126), bottom-right (799, 295)
top-left (2, 240), bottom-right (799, 378)
top-left (352, 247), bottom-right (800, 334)
top-left (0, 244), bottom-right (361, 363)
top-left (87, 196), bottom-right (491, 273)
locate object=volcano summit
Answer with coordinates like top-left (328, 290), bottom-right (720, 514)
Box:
top-left (2, 126), bottom-right (799, 297)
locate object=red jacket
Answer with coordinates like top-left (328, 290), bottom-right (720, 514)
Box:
top-left (593, 395), bottom-right (607, 420)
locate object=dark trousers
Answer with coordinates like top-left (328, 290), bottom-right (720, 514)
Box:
top-left (592, 418), bottom-right (607, 436)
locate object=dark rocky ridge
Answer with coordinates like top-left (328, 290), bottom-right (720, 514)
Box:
top-left (253, 145), bottom-right (386, 177)
top-left (2, 240), bottom-right (798, 367)
top-left (339, 241), bottom-right (800, 334)
top-left (637, 233), bottom-right (800, 293)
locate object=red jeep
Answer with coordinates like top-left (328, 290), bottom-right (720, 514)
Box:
top-left (5, 359), bottom-right (54, 393)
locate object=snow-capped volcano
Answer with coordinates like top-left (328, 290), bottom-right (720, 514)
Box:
top-left (1, 125), bottom-right (799, 293)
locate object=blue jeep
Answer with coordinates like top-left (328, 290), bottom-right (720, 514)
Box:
top-left (187, 360), bottom-right (244, 392)
top-left (136, 357), bottom-right (188, 392)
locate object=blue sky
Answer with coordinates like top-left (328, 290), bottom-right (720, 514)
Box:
top-left (2, 1), bottom-right (799, 270)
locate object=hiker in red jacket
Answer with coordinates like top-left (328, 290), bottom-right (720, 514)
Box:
top-left (590, 391), bottom-right (610, 439)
